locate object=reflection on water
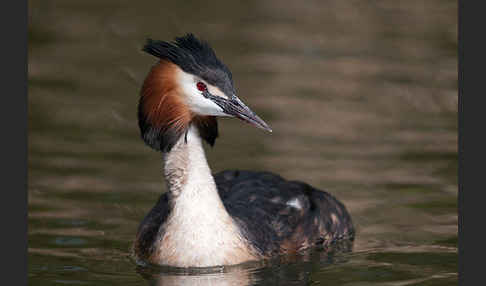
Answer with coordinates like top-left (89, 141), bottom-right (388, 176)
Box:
top-left (29, 0), bottom-right (457, 285)
top-left (137, 247), bottom-right (355, 286)
top-left (138, 264), bottom-right (258, 286)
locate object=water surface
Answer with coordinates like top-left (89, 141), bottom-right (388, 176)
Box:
top-left (29, 0), bottom-right (457, 285)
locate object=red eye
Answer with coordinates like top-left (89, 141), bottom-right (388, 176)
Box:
top-left (196, 82), bottom-right (207, 91)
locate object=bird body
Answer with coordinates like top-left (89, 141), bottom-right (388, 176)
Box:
top-left (132, 34), bottom-right (354, 267)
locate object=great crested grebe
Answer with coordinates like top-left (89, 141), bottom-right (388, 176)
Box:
top-left (132, 34), bottom-right (354, 268)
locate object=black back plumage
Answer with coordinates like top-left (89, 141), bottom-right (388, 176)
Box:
top-left (134, 170), bottom-right (355, 260)
top-left (216, 170), bottom-right (354, 255)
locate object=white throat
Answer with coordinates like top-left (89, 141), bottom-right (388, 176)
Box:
top-left (153, 125), bottom-right (257, 267)
top-left (163, 124), bottom-right (216, 198)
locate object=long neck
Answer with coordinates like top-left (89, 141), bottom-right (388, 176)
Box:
top-left (162, 124), bottom-right (222, 208)
top-left (155, 124), bottom-right (258, 267)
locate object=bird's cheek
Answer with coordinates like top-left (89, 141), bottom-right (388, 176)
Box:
top-left (188, 96), bottom-right (227, 116)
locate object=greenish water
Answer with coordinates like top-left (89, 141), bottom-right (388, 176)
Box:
top-left (29, 0), bottom-right (457, 285)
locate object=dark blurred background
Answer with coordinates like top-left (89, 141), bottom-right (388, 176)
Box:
top-left (29, 0), bottom-right (457, 285)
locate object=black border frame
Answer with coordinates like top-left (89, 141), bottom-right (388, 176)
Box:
top-left (3, 0), bottom-right (28, 284)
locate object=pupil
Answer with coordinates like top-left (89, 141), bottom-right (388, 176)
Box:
top-left (197, 82), bottom-right (206, 91)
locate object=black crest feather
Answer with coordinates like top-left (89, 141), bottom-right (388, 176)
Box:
top-left (142, 34), bottom-right (236, 97)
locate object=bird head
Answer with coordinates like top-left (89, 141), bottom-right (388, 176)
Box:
top-left (138, 33), bottom-right (271, 152)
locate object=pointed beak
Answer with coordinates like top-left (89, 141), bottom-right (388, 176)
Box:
top-left (204, 92), bottom-right (272, 132)
top-left (225, 96), bottom-right (272, 132)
